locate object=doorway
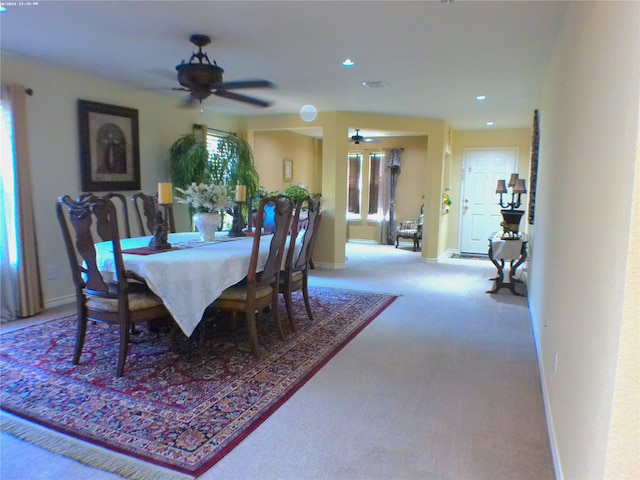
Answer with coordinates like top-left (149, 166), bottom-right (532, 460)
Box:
top-left (459, 148), bottom-right (518, 254)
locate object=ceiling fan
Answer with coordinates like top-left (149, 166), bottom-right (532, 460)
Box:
top-left (173, 34), bottom-right (275, 108)
top-left (349, 129), bottom-right (381, 145)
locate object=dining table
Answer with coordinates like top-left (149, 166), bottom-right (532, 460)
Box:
top-left (95, 231), bottom-right (286, 337)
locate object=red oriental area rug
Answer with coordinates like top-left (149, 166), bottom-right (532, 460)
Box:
top-left (1, 287), bottom-right (396, 479)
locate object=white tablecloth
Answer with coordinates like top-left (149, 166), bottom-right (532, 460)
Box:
top-left (95, 232), bottom-right (270, 336)
top-left (490, 232), bottom-right (525, 260)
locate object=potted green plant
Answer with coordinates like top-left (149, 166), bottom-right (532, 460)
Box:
top-left (213, 134), bottom-right (261, 199)
top-left (282, 184), bottom-right (312, 204)
top-left (169, 134), bottom-right (210, 190)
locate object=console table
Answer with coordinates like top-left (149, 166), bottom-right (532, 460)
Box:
top-left (486, 232), bottom-right (527, 296)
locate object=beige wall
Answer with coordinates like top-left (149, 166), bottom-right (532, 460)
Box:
top-left (529, 2), bottom-right (639, 478)
top-left (253, 130), bottom-right (320, 194)
top-left (1, 53), bottom-right (242, 307)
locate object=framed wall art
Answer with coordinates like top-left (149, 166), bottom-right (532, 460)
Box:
top-left (78, 100), bottom-right (140, 191)
top-left (283, 158), bottom-right (293, 182)
top-left (528, 109), bottom-right (540, 225)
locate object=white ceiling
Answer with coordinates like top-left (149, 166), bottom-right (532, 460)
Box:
top-left (0, 1), bottom-right (567, 134)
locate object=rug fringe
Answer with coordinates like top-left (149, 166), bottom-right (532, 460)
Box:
top-left (0, 412), bottom-right (193, 480)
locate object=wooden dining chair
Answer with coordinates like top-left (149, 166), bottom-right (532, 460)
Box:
top-left (56, 195), bottom-right (172, 377)
top-left (210, 195), bottom-right (294, 358)
top-left (132, 192), bottom-right (176, 237)
top-left (279, 195), bottom-right (322, 331)
top-left (77, 192), bottom-right (132, 239)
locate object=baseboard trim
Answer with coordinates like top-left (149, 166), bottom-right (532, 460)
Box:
top-left (529, 300), bottom-right (563, 480)
top-left (311, 262), bottom-right (346, 270)
top-left (44, 295), bottom-right (75, 310)
top-left (438, 248), bottom-right (457, 262)
top-left (419, 256), bottom-right (438, 263)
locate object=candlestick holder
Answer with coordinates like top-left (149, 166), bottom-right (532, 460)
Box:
top-left (149, 205), bottom-right (172, 249)
top-left (228, 201), bottom-right (246, 237)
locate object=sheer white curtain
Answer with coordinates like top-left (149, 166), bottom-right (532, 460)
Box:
top-left (1, 85), bottom-right (19, 320)
top-left (1, 84), bottom-right (42, 321)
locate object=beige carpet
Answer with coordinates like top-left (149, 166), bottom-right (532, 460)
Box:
top-left (1, 242), bottom-right (553, 480)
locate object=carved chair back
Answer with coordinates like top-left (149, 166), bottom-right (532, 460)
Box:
top-left (132, 192), bottom-right (176, 237)
top-left (77, 192), bottom-right (132, 239)
top-left (249, 195), bottom-right (294, 287)
top-left (287, 195), bottom-right (322, 273)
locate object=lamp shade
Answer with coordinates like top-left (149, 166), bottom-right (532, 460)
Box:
top-left (495, 179), bottom-right (508, 194)
top-left (507, 173), bottom-right (519, 188)
top-left (513, 178), bottom-right (527, 194)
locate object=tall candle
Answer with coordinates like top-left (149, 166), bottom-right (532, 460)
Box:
top-left (157, 182), bottom-right (173, 204)
top-left (235, 185), bottom-right (247, 202)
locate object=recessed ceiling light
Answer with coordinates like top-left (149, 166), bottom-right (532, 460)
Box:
top-left (475, 95), bottom-right (487, 101)
top-left (362, 81), bottom-right (387, 89)
top-left (342, 59), bottom-right (354, 67)
top-left (485, 121), bottom-right (494, 127)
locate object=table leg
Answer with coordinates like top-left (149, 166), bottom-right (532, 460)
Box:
top-left (486, 239), bottom-right (527, 296)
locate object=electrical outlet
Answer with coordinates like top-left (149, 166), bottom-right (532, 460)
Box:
top-left (46, 265), bottom-right (57, 280)
top-left (553, 349), bottom-right (558, 375)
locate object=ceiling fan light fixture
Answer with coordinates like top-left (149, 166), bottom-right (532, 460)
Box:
top-left (173, 34), bottom-right (275, 108)
top-left (176, 63), bottom-right (224, 90)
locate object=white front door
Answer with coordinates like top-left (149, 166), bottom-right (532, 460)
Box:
top-left (459, 148), bottom-right (518, 254)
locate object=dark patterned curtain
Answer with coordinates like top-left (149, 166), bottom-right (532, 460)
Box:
top-left (384, 148), bottom-right (402, 245)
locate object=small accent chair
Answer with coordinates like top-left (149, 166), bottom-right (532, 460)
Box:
top-left (279, 195), bottom-right (322, 331)
top-left (395, 204), bottom-right (424, 251)
top-left (210, 195), bottom-right (294, 358)
top-left (132, 192), bottom-right (176, 237)
top-left (56, 195), bottom-right (171, 377)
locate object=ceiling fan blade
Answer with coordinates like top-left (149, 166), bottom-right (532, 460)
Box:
top-left (213, 89), bottom-right (272, 107)
top-left (364, 138), bottom-right (382, 144)
top-left (216, 79), bottom-right (276, 90)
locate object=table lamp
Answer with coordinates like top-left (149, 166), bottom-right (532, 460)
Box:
top-left (496, 174), bottom-right (527, 239)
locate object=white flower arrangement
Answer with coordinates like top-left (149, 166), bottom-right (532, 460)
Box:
top-left (175, 183), bottom-right (233, 213)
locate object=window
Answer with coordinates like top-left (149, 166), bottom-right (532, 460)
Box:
top-left (205, 130), bottom-right (233, 229)
top-left (206, 130), bottom-right (228, 185)
top-left (368, 153), bottom-right (381, 215)
top-left (347, 151), bottom-right (382, 219)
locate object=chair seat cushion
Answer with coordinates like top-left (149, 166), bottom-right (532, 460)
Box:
top-left (86, 292), bottom-right (164, 312)
top-left (399, 221), bottom-right (418, 230)
top-left (397, 229), bottom-right (419, 236)
top-left (218, 284), bottom-right (273, 301)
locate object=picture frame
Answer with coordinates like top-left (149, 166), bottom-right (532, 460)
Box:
top-left (283, 158), bottom-right (293, 182)
top-left (78, 100), bottom-right (140, 191)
